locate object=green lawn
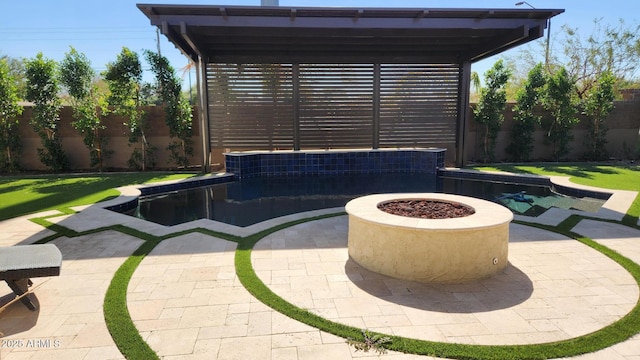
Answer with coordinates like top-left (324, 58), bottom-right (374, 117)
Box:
top-left (469, 163), bottom-right (640, 224)
top-left (0, 172), bottom-right (199, 221)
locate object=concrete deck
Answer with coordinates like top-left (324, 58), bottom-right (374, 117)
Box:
top-left (1, 177), bottom-right (639, 359)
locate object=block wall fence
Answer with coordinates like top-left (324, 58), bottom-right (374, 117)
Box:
top-left (465, 94), bottom-right (640, 163)
top-left (14, 106), bottom-right (204, 171)
top-left (9, 94), bottom-right (640, 172)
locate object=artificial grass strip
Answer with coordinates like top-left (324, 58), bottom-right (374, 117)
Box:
top-left (235, 215), bottom-right (640, 360)
top-left (104, 238), bottom-right (162, 360)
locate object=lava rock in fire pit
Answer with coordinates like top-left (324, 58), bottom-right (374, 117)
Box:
top-left (377, 199), bottom-right (475, 219)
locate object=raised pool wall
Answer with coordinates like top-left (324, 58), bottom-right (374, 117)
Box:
top-left (224, 148), bottom-right (446, 179)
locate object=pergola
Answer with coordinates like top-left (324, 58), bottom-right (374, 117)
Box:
top-left (137, 4), bottom-right (563, 170)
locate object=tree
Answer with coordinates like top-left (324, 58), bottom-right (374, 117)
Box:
top-left (582, 71), bottom-right (616, 160)
top-left (59, 47), bottom-right (108, 170)
top-left (541, 67), bottom-right (580, 161)
top-left (0, 54), bottom-right (26, 98)
top-left (25, 53), bottom-right (68, 172)
top-left (507, 19), bottom-right (640, 97)
top-left (103, 47), bottom-right (153, 170)
top-left (562, 19), bottom-right (640, 99)
top-left (473, 60), bottom-right (511, 162)
top-left (144, 50), bottom-right (193, 168)
top-left (0, 58), bottom-right (23, 172)
top-left (470, 71), bottom-right (481, 102)
top-left (507, 63), bottom-right (546, 162)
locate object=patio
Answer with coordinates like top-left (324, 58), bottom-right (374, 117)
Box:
top-left (0, 176), bottom-right (639, 359)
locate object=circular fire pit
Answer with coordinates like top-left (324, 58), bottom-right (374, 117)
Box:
top-left (345, 193), bottom-right (513, 284)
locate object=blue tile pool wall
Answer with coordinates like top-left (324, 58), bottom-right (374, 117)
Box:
top-left (225, 149), bottom-right (445, 179)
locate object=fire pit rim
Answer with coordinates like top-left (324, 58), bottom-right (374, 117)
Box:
top-left (345, 193), bottom-right (513, 231)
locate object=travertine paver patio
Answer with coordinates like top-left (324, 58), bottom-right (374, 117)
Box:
top-left (1, 179), bottom-right (639, 359)
top-left (252, 217), bottom-right (638, 346)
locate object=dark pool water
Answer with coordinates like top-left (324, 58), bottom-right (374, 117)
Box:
top-left (127, 173), bottom-right (604, 227)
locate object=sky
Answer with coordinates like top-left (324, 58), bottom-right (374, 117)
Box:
top-left (1, 0), bottom-right (639, 86)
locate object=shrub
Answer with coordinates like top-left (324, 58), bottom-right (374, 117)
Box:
top-left (583, 71), bottom-right (616, 160)
top-left (507, 63), bottom-right (546, 162)
top-left (25, 53), bottom-right (68, 172)
top-left (0, 58), bottom-right (23, 173)
top-left (541, 67), bottom-right (580, 161)
top-left (474, 60), bottom-right (511, 162)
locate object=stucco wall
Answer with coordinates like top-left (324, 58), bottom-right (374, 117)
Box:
top-left (13, 106), bottom-right (203, 171)
top-left (8, 94), bottom-right (640, 172)
top-left (465, 96), bottom-right (640, 163)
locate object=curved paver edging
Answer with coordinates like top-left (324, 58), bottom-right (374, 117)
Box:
top-left (96, 214), bottom-right (640, 360)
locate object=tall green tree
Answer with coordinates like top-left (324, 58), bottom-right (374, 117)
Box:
top-left (562, 19), bottom-right (640, 98)
top-left (473, 60), bottom-right (511, 162)
top-left (582, 71), bottom-right (616, 160)
top-left (103, 47), bottom-right (153, 170)
top-left (144, 50), bottom-right (193, 168)
top-left (0, 58), bottom-right (23, 172)
top-left (60, 47), bottom-right (108, 170)
top-left (541, 67), bottom-right (580, 161)
top-left (505, 19), bottom-right (640, 99)
top-left (507, 63), bottom-right (546, 162)
top-left (25, 52), bottom-right (68, 171)
top-left (0, 54), bottom-right (26, 98)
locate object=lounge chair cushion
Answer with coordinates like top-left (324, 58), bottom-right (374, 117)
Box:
top-left (0, 244), bottom-right (62, 311)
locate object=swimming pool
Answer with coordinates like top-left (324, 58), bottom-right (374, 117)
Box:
top-left (125, 173), bottom-right (606, 227)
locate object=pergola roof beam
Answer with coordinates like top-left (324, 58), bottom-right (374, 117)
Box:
top-left (159, 20), bottom-right (198, 62)
top-left (180, 22), bottom-right (201, 59)
top-left (138, 4), bottom-right (562, 64)
top-left (467, 24), bottom-right (539, 62)
top-left (149, 15), bottom-right (547, 31)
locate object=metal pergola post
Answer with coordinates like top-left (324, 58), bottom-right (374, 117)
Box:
top-left (456, 61), bottom-right (472, 167)
top-left (293, 63), bottom-right (300, 151)
top-left (372, 63), bottom-right (381, 149)
top-left (196, 56), bottom-right (211, 172)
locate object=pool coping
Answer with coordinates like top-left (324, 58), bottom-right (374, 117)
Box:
top-left (63, 169), bottom-right (638, 238)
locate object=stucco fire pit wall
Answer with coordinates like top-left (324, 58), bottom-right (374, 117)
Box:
top-left (345, 193), bottom-right (514, 284)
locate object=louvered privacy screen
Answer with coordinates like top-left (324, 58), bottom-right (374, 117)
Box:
top-left (379, 64), bottom-right (459, 147)
top-left (298, 64), bottom-right (374, 149)
top-left (208, 63), bottom-right (460, 150)
top-left (208, 64), bottom-right (295, 149)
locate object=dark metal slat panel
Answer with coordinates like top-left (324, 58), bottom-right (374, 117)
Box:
top-left (207, 63), bottom-right (295, 148)
top-left (298, 64), bottom-right (374, 149)
top-left (379, 64), bottom-right (459, 147)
